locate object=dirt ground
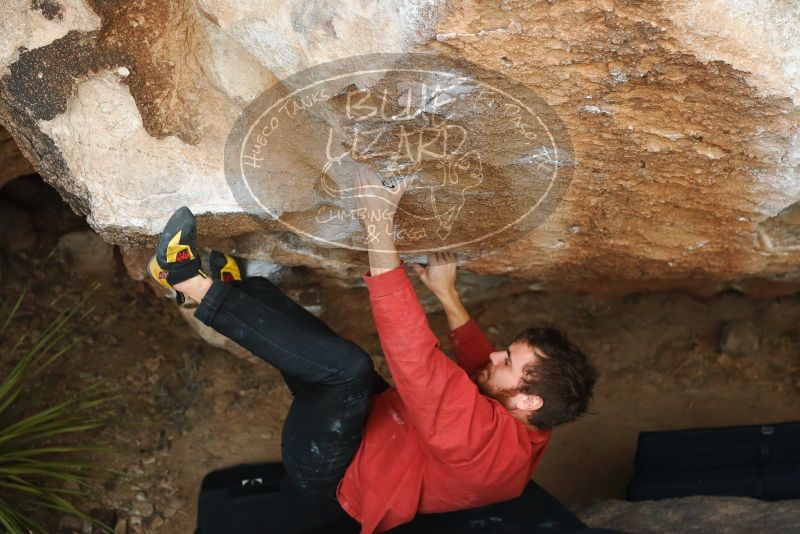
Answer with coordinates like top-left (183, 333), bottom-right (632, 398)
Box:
top-left (2, 178), bottom-right (799, 532)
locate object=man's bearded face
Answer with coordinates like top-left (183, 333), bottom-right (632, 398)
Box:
top-left (469, 341), bottom-right (539, 411)
top-left (470, 360), bottom-right (520, 410)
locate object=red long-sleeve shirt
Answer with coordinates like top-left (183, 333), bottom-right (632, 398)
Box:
top-left (336, 263), bottom-right (551, 533)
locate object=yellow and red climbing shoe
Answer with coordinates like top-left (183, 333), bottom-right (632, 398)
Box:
top-left (153, 206), bottom-right (207, 303)
top-left (147, 255), bottom-right (188, 304)
top-left (209, 250), bottom-right (242, 282)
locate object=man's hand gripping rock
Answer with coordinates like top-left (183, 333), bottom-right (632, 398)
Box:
top-left (353, 165), bottom-right (414, 276)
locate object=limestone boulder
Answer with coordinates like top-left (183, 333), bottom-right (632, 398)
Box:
top-left (0, 0), bottom-right (798, 295)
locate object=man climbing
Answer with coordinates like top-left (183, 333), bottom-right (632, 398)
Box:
top-left (149, 164), bottom-right (596, 533)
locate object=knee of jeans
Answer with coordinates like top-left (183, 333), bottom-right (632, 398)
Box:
top-left (333, 344), bottom-right (373, 386)
top-left (352, 356), bottom-right (375, 386)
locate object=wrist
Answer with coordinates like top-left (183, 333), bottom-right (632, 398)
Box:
top-left (367, 242), bottom-right (400, 276)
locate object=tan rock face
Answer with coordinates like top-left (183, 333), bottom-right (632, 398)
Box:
top-left (429, 0), bottom-right (800, 294)
top-left (0, 0), bottom-right (798, 295)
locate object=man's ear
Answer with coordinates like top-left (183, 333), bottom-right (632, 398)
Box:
top-left (519, 394), bottom-right (543, 412)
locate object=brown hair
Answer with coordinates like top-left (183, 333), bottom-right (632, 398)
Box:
top-left (514, 327), bottom-right (596, 428)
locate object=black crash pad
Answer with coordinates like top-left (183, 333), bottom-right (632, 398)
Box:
top-left (197, 462), bottom-right (623, 533)
top-left (628, 421), bottom-right (800, 501)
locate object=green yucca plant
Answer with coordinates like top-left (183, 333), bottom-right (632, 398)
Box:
top-left (0, 285), bottom-right (122, 533)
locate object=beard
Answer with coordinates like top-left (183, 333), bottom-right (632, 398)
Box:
top-left (470, 361), bottom-right (518, 409)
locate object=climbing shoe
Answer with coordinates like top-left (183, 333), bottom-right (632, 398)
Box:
top-left (209, 250), bottom-right (242, 282)
top-left (148, 255), bottom-right (188, 305)
top-left (154, 206), bottom-right (207, 303)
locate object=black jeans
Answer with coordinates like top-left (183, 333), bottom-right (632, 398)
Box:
top-left (194, 276), bottom-right (387, 533)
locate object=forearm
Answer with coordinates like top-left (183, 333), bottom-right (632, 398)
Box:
top-left (437, 287), bottom-right (470, 330)
top-left (366, 223), bottom-right (401, 276)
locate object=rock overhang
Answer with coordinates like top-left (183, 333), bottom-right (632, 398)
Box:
top-left (0, 0), bottom-right (797, 296)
